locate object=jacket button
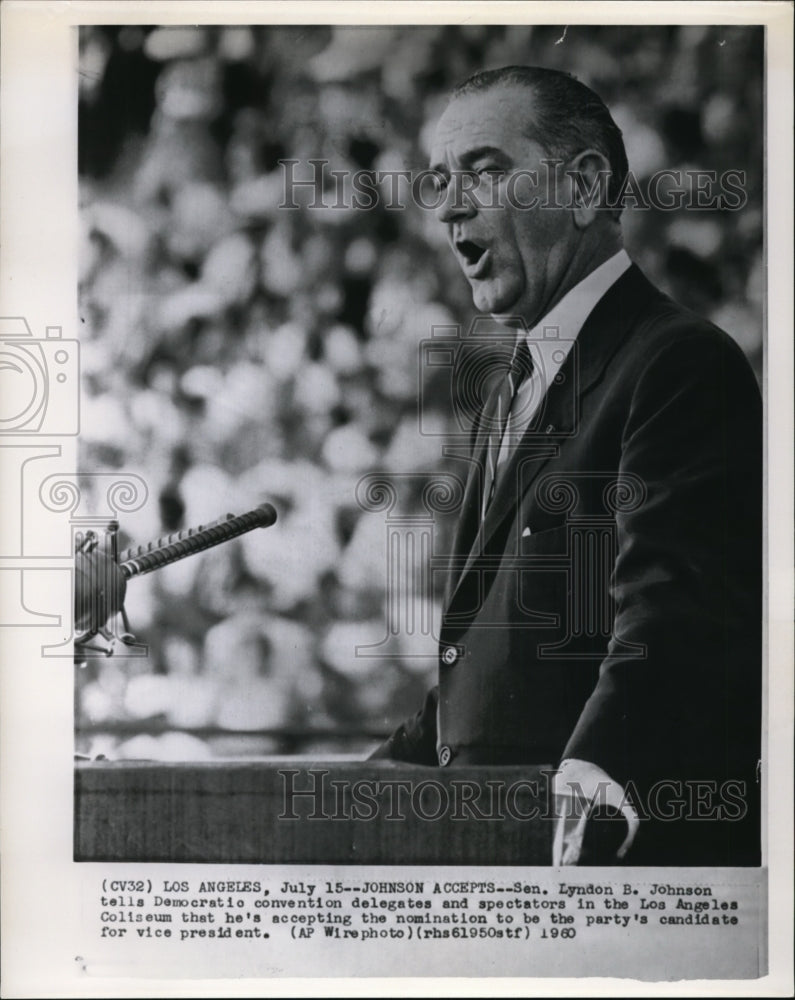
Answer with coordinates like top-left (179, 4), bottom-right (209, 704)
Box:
top-left (441, 646), bottom-right (458, 666)
top-left (439, 746), bottom-right (452, 767)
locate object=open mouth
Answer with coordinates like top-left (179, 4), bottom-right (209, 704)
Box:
top-left (455, 238), bottom-right (490, 277)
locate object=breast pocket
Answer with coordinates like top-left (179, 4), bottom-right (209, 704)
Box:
top-left (517, 523), bottom-right (570, 623)
top-left (519, 521), bottom-right (569, 555)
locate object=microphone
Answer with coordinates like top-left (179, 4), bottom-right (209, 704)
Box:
top-left (74, 503), bottom-right (277, 654)
top-left (119, 503), bottom-right (277, 579)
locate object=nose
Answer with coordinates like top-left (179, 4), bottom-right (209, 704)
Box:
top-left (435, 171), bottom-right (478, 224)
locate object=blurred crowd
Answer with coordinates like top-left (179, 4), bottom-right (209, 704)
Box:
top-left (76, 24), bottom-right (764, 760)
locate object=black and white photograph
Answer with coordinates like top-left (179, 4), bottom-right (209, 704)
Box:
top-left (1, 1), bottom-right (792, 994)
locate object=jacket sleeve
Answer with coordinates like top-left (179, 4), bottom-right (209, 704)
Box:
top-left (368, 685), bottom-right (440, 764)
top-left (561, 325), bottom-right (762, 790)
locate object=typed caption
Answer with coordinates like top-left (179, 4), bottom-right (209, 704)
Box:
top-left (82, 867), bottom-right (767, 981)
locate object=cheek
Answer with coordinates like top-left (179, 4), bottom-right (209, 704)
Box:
top-left (488, 227), bottom-right (522, 276)
top-left (504, 174), bottom-right (541, 210)
top-left (515, 226), bottom-right (557, 281)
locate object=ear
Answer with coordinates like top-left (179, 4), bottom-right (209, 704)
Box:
top-left (566, 149), bottom-right (613, 229)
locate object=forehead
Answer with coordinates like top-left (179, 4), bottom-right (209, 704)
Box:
top-left (430, 86), bottom-right (539, 165)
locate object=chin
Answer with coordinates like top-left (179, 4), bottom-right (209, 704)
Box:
top-left (472, 290), bottom-right (511, 317)
top-left (471, 279), bottom-right (524, 323)
top-left (474, 297), bottom-right (524, 327)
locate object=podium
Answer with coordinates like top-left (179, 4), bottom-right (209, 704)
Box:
top-left (74, 760), bottom-right (554, 864)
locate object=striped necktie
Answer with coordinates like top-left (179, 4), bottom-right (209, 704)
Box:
top-left (483, 337), bottom-right (534, 516)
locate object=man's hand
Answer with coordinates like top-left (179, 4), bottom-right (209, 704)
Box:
top-left (552, 758), bottom-right (639, 865)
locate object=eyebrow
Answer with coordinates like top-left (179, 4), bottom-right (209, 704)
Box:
top-left (429, 144), bottom-right (510, 175)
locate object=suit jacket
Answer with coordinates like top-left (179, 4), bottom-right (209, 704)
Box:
top-left (372, 264), bottom-right (762, 864)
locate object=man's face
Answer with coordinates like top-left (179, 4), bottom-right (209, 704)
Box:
top-left (430, 86), bottom-right (576, 325)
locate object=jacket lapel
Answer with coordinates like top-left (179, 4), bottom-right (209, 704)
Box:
top-left (442, 383), bottom-right (499, 606)
top-left (445, 264), bottom-right (660, 614)
top-left (479, 343), bottom-right (578, 541)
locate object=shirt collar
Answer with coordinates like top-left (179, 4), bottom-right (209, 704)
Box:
top-left (526, 249), bottom-right (632, 344)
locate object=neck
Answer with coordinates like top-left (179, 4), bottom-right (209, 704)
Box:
top-left (578, 229), bottom-right (624, 277)
top-left (527, 227), bottom-right (624, 329)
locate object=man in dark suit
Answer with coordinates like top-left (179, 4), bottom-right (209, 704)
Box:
top-left (371, 67), bottom-right (762, 866)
